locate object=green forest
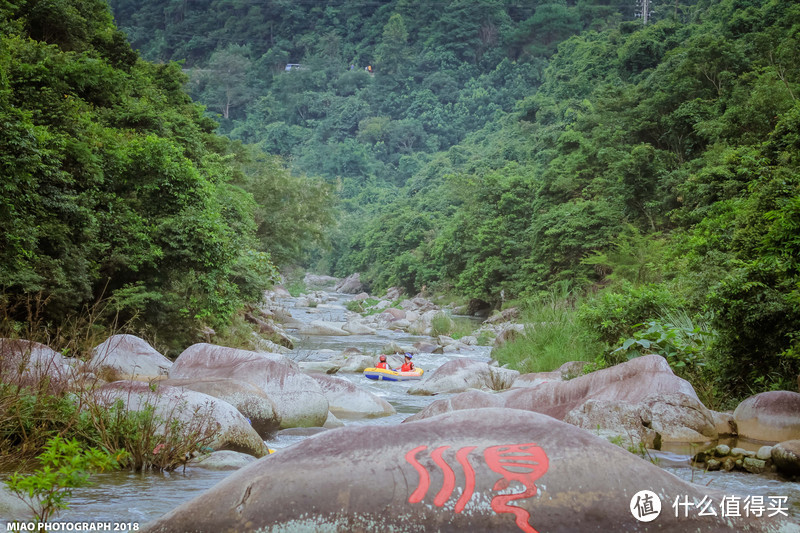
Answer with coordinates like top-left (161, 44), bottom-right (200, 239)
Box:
top-left (2, 0), bottom-right (799, 405)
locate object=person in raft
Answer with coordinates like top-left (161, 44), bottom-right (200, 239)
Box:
top-left (399, 353), bottom-right (415, 372)
top-left (375, 354), bottom-right (390, 369)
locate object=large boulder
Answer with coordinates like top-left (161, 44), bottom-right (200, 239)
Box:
top-left (325, 352), bottom-right (378, 373)
top-left (501, 355), bottom-right (716, 443)
top-left (91, 334), bottom-right (172, 379)
top-left (334, 273), bottom-right (364, 294)
top-left (297, 320), bottom-right (349, 336)
top-left (170, 344), bottom-right (328, 428)
top-left (142, 408), bottom-right (796, 533)
top-left (303, 273), bottom-right (339, 289)
top-left (341, 320), bottom-right (376, 335)
top-left (96, 381), bottom-right (268, 458)
top-left (192, 450), bottom-right (259, 471)
top-left (411, 355), bottom-right (717, 444)
top-left (733, 391), bottom-right (800, 443)
top-left (404, 390), bottom-right (504, 422)
top-left (160, 377), bottom-right (281, 438)
top-left (771, 440), bottom-right (800, 476)
top-left (309, 374), bottom-right (395, 419)
top-left (0, 338), bottom-right (71, 387)
top-left (407, 358), bottom-right (519, 395)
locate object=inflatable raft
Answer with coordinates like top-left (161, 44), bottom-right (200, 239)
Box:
top-left (363, 367), bottom-right (424, 381)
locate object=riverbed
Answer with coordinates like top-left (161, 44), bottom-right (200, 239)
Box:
top-left (3, 290), bottom-right (799, 525)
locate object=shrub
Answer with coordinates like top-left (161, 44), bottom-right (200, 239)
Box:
top-left (577, 283), bottom-right (681, 346)
top-left (5, 435), bottom-right (123, 522)
top-left (608, 310), bottom-right (720, 408)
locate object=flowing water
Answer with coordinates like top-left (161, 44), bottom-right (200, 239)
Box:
top-left (2, 291), bottom-right (799, 526)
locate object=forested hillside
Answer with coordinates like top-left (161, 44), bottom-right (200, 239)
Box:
top-left (109, 0), bottom-right (800, 399)
top-left (2, 0), bottom-right (798, 402)
top-left (0, 0), bottom-right (332, 350)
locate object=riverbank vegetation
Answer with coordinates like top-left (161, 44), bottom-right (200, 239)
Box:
top-left (1, 0), bottom-right (798, 416)
top-left (0, 0), bottom-right (333, 356)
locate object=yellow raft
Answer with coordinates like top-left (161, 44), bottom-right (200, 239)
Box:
top-left (363, 367), bottom-right (424, 382)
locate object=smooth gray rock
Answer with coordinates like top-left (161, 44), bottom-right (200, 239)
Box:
top-left (96, 381), bottom-right (269, 458)
top-left (192, 450), bottom-right (258, 471)
top-left (772, 440), bottom-right (800, 476)
top-left (160, 377), bottom-right (281, 438)
top-left (143, 408), bottom-right (797, 533)
top-left (170, 344), bottom-right (328, 429)
top-left (408, 358), bottom-right (519, 395)
top-left (309, 373), bottom-right (395, 419)
top-left (91, 334), bottom-right (172, 379)
top-left (734, 391), bottom-right (800, 443)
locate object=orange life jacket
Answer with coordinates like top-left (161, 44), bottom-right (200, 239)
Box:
top-left (376, 361), bottom-right (389, 369)
top-left (400, 361), bottom-right (414, 372)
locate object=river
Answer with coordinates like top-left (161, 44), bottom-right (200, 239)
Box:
top-left (3, 290), bottom-right (799, 525)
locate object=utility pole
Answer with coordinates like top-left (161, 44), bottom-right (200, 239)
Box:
top-left (636, 0), bottom-right (651, 25)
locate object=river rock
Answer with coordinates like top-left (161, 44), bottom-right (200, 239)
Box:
top-left (160, 377), bottom-right (281, 438)
top-left (334, 273), bottom-right (364, 294)
top-left (326, 352), bottom-right (376, 373)
top-left (382, 307), bottom-right (406, 320)
top-left (341, 320), bottom-right (376, 335)
top-left (411, 355), bottom-right (717, 443)
top-left (442, 342), bottom-right (473, 353)
top-left (303, 274), bottom-right (339, 288)
top-left (384, 286), bottom-right (403, 300)
top-left (756, 445), bottom-right (773, 461)
top-left (192, 450), bottom-right (258, 471)
top-left (404, 390), bottom-right (505, 422)
top-left (407, 358), bottom-right (519, 395)
top-left (710, 410), bottom-right (736, 436)
top-left (269, 307), bottom-right (304, 328)
top-left (170, 344), bottom-right (328, 428)
top-left (90, 334), bottom-right (172, 379)
top-left (511, 370), bottom-right (562, 389)
top-left (771, 440), bottom-right (800, 476)
top-left (640, 392), bottom-right (717, 443)
top-left (412, 341), bottom-right (438, 354)
top-left (96, 381), bottom-right (268, 457)
top-left (563, 399), bottom-right (660, 448)
top-left (250, 334), bottom-right (292, 354)
top-left (0, 484), bottom-right (35, 521)
top-left (270, 286), bottom-right (292, 298)
top-left (382, 341), bottom-right (415, 355)
top-left (298, 360), bottom-right (341, 374)
top-left (484, 307), bottom-right (520, 324)
top-left (733, 390), bottom-right (800, 442)
top-left (503, 355), bottom-right (716, 443)
top-left (0, 338), bottom-right (71, 387)
top-left (297, 320), bottom-right (349, 336)
top-left (310, 373), bottom-right (395, 418)
top-left (142, 408), bottom-right (797, 533)
top-left (493, 324), bottom-right (525, 346)
top-left (324, 411), bottom-right (345, 428)
top-left (388, 318), bottom-right (412, 331)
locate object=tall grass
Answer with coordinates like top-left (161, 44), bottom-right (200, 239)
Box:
top-left (492, 288), bottom-right (603, 374)
top-left (0, 295), bottom-right (218, 470)
top-left (430, 312), bottom-right (454, 337)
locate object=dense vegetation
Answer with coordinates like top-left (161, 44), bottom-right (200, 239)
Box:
top-left (0, 0), bottom-right (796, 406)
top-left (0, 0), bottom-right (332, 351)
top-left (110, 0), bottom-right (800, 402)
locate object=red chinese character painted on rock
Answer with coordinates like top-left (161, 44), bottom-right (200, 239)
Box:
top-left (405, 443), bottom-right (548, 533)
top-left (484, 443), bottom-right (549, 533)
